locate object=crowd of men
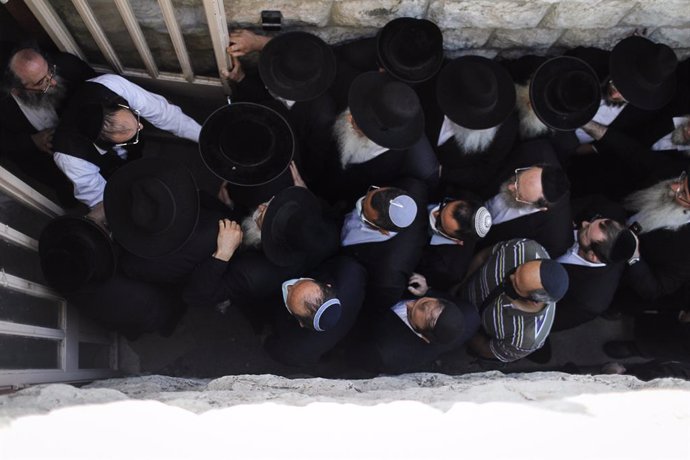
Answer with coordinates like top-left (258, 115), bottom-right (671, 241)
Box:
top-left (2, 17), bottom-right (690, 375)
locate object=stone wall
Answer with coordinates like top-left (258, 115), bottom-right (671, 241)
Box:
top-left (224, 0), bottom-right (690, 59)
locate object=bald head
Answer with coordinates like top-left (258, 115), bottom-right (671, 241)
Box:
top-left (6, 47), bottom-right (64, 108)
top-left (8, 49), bottom-right (47, 88)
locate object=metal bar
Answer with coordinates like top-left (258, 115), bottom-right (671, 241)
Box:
top-left (0, 320), bottom-right (65, 340)
top-left (158, 0), bottom-right (194, 82)
top-left (23, 0), bottom-right (86, 59)
top-left (0, 223), bottom-right (39, 252)
top-left (71, 0), bottom-right (124, 74)
top-left (0, 271), bottom-right (64, 302)
top-left (0, 369), bottom-right (120, 388)
top-left (63, 302), bottom-right (80, 372)
top-left (113, 0), bottom-right (159, 78)
top-left (0, 167), bottom-right (64, 218)
top-left (202, 0), bottom-right (231, 93)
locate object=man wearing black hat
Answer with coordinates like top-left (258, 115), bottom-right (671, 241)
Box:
top-left (262, 256), bottom-right (366, 368)
top-left (610, 168), bottom-right (690, 313)
top-left (352, 287), bottom-right (479, 374)
top-left (52, 74), bottom-right (201, 214)
top-left (1, 46), bottom-right (95, 206)
top-left (341, 181), bottom-right (428, 311)
top-left (477, 140), bottom-right (573, 258)
top-left (414, 194), bottom-right (493, 290)
top-left (457, 238), bottom-right (569, 362)
top-left (423, 55), bottom-right (519, 194)
top-left (322, 71), bottom-right (439, 204)
top-left (552, 196), bottom-right (637, 331)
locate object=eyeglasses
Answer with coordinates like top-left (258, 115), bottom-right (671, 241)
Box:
top-left (513, 167), bottom-right (536, 205)
top-left (24, 64), bottom-right (56, 94)
top-left (433, 198), bottom-right (461, 241)
top-left (113, 103), bottom-right (142, 147)
top-left (673, 171), bottom-right (690, 206)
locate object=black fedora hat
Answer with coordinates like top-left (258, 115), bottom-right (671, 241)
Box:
top-left (530, 56), bottom-right (601, 131)
top-left (259, 31), bottom-right (336, 102)
top-left (39, 216), bottom-right (116, 293)
top-left (262, 186), bottom-right (330, 267)
top-left (104, 157), bottom-right (199, 258)
top-left (199, 103), bottom-right (295, 186)
top-left (348, 72), bottom-right (424, 149)
top-left (609, 36), bottom-right (678, 111)
top-left (377, 17), bottom-right (444, 84)
top-left (436, 56), bottom-right (516, 130)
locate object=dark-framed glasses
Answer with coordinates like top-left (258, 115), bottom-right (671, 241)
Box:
top-left (24, 64), bottom-right (56, 94)
top-left (113, 103), bottom-right (142, 147)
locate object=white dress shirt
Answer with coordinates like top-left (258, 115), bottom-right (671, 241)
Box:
top-left (575, 100), bottom-right (626, 144)
top-left (12, 94), bottom-right (59, 131)
top-left (340, 207), bottom-right (396, 247)
top-left (651, 117), bottom-right (690, 152)
top-left (391, 300), bottom-right (425, 340)
top-left (484, 193), bottom-right (541, 225)
top-left (53, 74), bottom-right (202, 207)
top-left (556, 230), bottom-right (606, 267)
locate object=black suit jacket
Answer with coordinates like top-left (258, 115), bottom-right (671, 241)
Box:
top-left (416, 239), bottom-right (476, 291)
top-left (263, 256), bottom-right (367, 367)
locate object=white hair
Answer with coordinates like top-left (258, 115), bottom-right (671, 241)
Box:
top-left (624, 179), bottom-right (690, 233)
top-left (240, 206), bottom-right (263, 249)
top-left (515, 82), bottom-right (549, 140)
top-left (448, 120), bottom-right (499, 155)
top-left (334, 109), bottom-right (385, 168)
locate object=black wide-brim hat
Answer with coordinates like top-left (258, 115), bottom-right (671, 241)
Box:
top-left (530, 56), bottom-right (601, 131)
top-left (436, 56), bottom-right (516, 130)
top-left (348, 71), bottom-right (424, 149)
top-left (199, 103), bottom-right (295, 186)
top-left (262, 186), bottom-right (324, 267)
top-left (39, 216), bottom-right (116, 293)
top-left (377, 17), bottom-right (444, 84)
top-left (259, 31), bottom-right (336, 102)
top-left (104, 157), bottom-right (199, 259)
top-left (609, 36), bottom-right (678, 111)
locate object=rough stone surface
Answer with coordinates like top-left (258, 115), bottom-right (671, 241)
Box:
top-left (223, 0), bottom-right (333, 27)
top-left (556, 27), bottom-right (639, 50)
top-left (330, 0), bottom-right (430, 27)
top-left (622, 0), bottom-right (690, 28)
top-left (541, 0), bottom-right (635, 29)
top-left (295, 26), bottom-right (379, 45)
top-left (489, 28), bottom-right (563, 49)
top-left (428, 0), bottom-right (553, 30)
top-left (649, 27), bottom-right (690, 50)
top-left (442, 28), bottom-right (494, 49)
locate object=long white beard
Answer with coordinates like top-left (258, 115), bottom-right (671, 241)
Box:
top-left (14, 74), bottom-right (67, 109)
top-left (334, 110), bottom-right (385, 168)
top-left (240, 207), bottom-right (263, 249)
top-left (449, 121), bottom-right (498, 155)
top-left (671, 123), bottom-right (690, 146)
top-left (515, 83), bottom-right (549, 140)
top-left (498, 178), bottom-right (534, 210)
top-left (624, 179), bottom-right (690, 233)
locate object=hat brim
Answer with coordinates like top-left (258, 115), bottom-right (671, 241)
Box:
top-left (39, 216), bottom-right (116, 291)
top-left (377, 17), bottom-right (444, 84)
top-left (104, 158), bottom-right (199, 258)
top-left (262, 186), bottom-right (320, 266)
top-left (530, 56), bottom-right (601, 131)
top-left (259, 32), bottom-right (336, 102)
top-left (436, 56), bottom-right (516, 130)
top-left (199, 103), bottom-right (295, 186)
top-left (348, 72), bottom-right (424, 150)
top-left (609, 36), bottom-right (677, 111)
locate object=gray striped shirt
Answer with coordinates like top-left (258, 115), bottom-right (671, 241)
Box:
top-left (460, 238), bottom-right (555, 362)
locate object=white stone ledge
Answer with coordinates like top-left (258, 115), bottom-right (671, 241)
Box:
top-left (428, 0), bottom-right (552, 29)
top-left (621, 0), bottom-right (690, 28)
top-left (541, 0), bottom-right (635, 28)
top-left (490, 28), bottom-right (564, 49)
top-left (330, 0), bottom-right (429, 27)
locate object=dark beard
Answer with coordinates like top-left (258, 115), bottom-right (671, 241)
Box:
top-left (14, 74), bottom-right (67, 109)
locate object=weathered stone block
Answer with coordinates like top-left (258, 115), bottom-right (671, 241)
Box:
top-left (331, 0), bottom-right (429, 27)
top-left (295, 26), bottom-right (379, 45)
top-left (428, 0), bottom-right (552, 30)
top-left (443, 48), bottom-right (500, 59)
top-left (496, 48), bottom-right (552, 60)
top-left (224, 0), bottom-right (333, 27)
top-left (621, 0), bottom-right (690, 27)
top-left (489, 28), bottom-right (563, 49)
top-left (557, 27), bottom-right (638, 50)
top-left (443, 28), bottom-right (493, 49)
top-left (649, 27), bottom-right (690, 49)
top-left (541, 0), bottom-right (634, 29)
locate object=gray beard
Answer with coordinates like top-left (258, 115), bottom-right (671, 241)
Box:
top-left (240, 207), bottom-right (263, 249)
top-left (671, 123), bottom-right (690, 146)
top-left (499, 178), bottom-right (534, 210)
top-left (333, 110), bottom-right (384, 168)
top-left (14, 74), bottom-right (67, 109)
top-left (624, 179), bottom-right (690, 233)
top-left (515, 83), bottom-right (549, 139)
top-left (449, 121), bottom-right (498, 155)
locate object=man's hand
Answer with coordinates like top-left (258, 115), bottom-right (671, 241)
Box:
top-left (86, 201), bottom-right (108, 231)
top-left (227, 29), bottom-right (271, 56)
top-left (31, 128), bottom-right (54, 154)
top-left (220, 54), bottom-right (245, 83)
top-left (407, 272), bottom-right (429, 296)
top-left (289, 161), bottom-right (307, 188)
top-left (213, 219), bottom-right (243, 262)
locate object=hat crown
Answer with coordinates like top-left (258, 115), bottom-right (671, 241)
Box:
top-left (459, 64), bottom-right (498, 110)
top-left (129, 177), bottom-right (176, 235)
top-left (636, 44), bottom-right (678, 88)
top-left (370, 82), bottom-right (420, 130)
top-left (219, 119), bottom-right (275, 167)
top-left (545, 70), bottom-right (598, 113)
top-left (274, 41), bottom-right (322, 82)
top-left (377, 18), bottom-right (443, 83)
